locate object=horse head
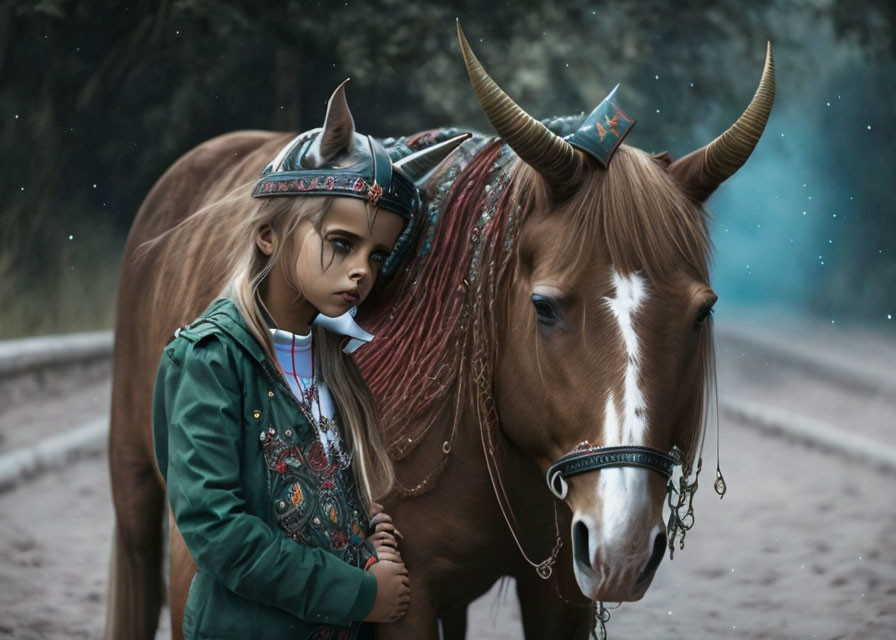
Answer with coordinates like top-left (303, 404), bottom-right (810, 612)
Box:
top-left (457, 23), bottom-right (774, 602)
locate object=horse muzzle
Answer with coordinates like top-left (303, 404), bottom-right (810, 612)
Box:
top-left (571, 515), bottom-right (667, 601)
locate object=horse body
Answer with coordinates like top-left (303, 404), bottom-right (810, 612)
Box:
top-left (106, 34), bottom-right (774, 639)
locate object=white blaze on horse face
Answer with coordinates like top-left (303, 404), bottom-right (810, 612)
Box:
top-left (577, 269), bottom-right (652, 586)
top-left (601, 268), bottom-right (648, 445)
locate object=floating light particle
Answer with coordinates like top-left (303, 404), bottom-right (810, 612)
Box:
top-left (887, 314), bottom-right (892, 320)
top-left (656, 109), bottom-right (660, 113)
top-left (867, 125), bottom-right (871, 130)
top-left (689, 82), bottom-right (694, 87)
top-left (826, 102), bottom-right (830, 106)
top-left (14, 114), bottom-right (18, 119)
top-left (802, 211), bottom-right (807, 215)
top-left (69, 235), bottom-right (74, 240)
top-left (655, 74), bottom-right (659, 80)
top-left (92, 183), bottom-right (97, 188)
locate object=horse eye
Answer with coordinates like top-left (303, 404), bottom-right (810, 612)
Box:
top-left (532, 295), bottom-right (559, 324)
top-left (693, 304), bottom-right (715, 327)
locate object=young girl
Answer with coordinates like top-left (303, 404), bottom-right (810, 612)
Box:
top-left (152, 82), bottom-right (464, 639)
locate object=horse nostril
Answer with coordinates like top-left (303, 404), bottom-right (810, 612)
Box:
top-left (572, 520), bottom-right (590, 567)
top-left (638, 531), bottom-right (667, 585)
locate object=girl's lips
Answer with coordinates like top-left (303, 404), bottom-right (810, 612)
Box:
top-left (338, 291), bottom-right (360, 303)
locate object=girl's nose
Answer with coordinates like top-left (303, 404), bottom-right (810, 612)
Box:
top-left (348, 259), bottom-right (368, 282)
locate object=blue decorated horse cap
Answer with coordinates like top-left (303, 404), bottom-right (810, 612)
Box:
top-left (252, 129), bottom-right (420, 222)
top-left (565, 84), bottom-right (635, 167)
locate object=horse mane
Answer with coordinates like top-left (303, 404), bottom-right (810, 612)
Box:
top-left (358, 135), bottom-right (714, 471)
top-left (358, 136), bottom-right (514, 455)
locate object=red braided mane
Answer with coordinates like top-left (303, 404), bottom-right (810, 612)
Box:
top-left (357, 139), bottom-right (517, 451)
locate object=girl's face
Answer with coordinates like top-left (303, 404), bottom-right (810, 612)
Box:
top-left (295, 197), bottom-right (405, 317)
top-left (258, 197), bottom-right (405, 331)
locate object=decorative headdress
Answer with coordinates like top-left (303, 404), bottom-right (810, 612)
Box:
top-left (564, 84), bottom-right (635, 168)
top-left (252, 79), bottom-right (469, 223)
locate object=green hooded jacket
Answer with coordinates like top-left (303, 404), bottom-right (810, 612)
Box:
top-left (152, 298), bottom-right (378, 639)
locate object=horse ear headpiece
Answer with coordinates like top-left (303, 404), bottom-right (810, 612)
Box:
top-left (564, 84), bottom-right (635, 168)
top-left (252, 79), bottom-right (469, 222)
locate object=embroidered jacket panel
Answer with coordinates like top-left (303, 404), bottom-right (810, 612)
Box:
top-left (152, 298), bottom-right (377, 639)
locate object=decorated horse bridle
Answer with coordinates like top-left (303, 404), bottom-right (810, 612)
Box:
top-left (540, 441), bottom-right (721, 640)
top-left (546, 442), bottom-right (681, 501)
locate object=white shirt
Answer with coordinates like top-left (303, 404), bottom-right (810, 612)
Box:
top-left (270, 328), bottom-right (339, 452)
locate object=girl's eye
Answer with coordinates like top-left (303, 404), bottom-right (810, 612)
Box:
top-left (330, 237), bottom-right (352, 254)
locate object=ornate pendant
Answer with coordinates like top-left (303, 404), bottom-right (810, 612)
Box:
top-left (714, 467), bottom-right (727, 498)
top-left (301, 383), bottom-right (319, 406)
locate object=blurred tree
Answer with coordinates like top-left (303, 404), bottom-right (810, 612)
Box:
top-left (0, 0), bottom-right (893, 335)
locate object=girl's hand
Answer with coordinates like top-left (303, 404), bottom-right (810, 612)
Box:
top-left (364, 559), bottom-right (410, 622)
top-left (368, 502), bottom-right (403, 552)
top-left (373, 546), bottom-right (402, 564)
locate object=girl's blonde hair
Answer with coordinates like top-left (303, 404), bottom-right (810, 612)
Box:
top-left (147, 185), bottom-right (395, 503)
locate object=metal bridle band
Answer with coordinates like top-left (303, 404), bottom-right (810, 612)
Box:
top-left (546, 445), bottom-right (680, 500)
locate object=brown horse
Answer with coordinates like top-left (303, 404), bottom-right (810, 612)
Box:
top-left (105, 27), bottom-right (774, 640)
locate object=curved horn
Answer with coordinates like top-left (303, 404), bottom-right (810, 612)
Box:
top-left (394, 133), bottom-right (472, 182)
top-left (456, 20), bottom-right (583, 197)
top-left (669, 43), bottom-right (776, 202)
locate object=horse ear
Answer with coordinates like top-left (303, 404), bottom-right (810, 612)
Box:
top-left (651, 151), bottom-right (673, 169)
top-left (305, 79), bottom-right (356, 166)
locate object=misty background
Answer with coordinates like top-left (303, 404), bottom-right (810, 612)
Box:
top-left (2, 0), bottom-right (893, 338)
